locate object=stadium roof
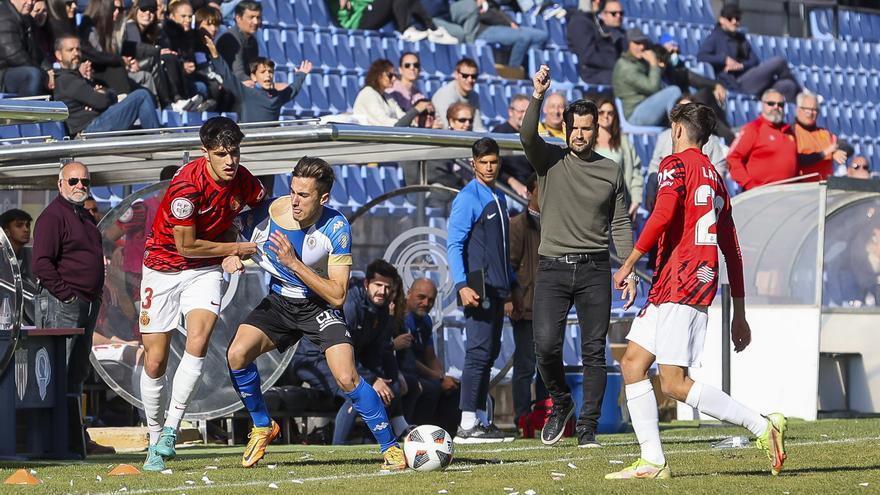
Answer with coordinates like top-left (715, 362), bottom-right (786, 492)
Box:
top-left (0, 122), bottom-right (540, 188)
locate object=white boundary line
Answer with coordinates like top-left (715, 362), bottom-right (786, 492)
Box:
top-left (93, 435), bottom-right (880, 495)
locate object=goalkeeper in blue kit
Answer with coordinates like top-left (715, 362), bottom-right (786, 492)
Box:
top-left (223, 156), bottom-right (406, 470)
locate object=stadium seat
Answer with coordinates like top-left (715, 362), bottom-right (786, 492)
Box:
top-left (329, 165), bottom-right (350, 210)
top-left (261, 0), bottom-right (279, 26)
top-left (300, 30), bottom-right (321, 68)
top-left (308, 74), bottom-right (331, 114)
top-left (342, 164), bottom-right (368, 208)
top-left (334, 33), bottom-right (355, 70)
top-left (292, 0), bottom-right (313, 26)
top-left (39, 122), bottom-right (65, 140)
top-left (264, 29), bottom-right (289, 66)
top-left (277, 0), bottom-right (295, 25)
top-left (614, 98), bottom-right (663, 135)
top-left (362, 166), bottom-right (390, 215)
top-left (326, 74), bottom-right (348, 113)
top-left (318, 32), bottom-right (338, 70)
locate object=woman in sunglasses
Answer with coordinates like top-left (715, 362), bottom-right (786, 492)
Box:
top-left (594, 98), bottom-right (643, 219)
top-left (353, 58), bottom-right (432, 127)
top-left (387, 52), bottom-right (425, 112)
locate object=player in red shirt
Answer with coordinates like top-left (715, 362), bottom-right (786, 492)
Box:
top-left (607, 103), bottom-right (787, 480)
top-left (137, 117), bottom-right (265, 472)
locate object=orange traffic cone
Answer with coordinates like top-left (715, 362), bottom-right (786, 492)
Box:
top-left (4, 469), bottom-right (41, 485)
top-left (109, 464), bottom-right (141, 476)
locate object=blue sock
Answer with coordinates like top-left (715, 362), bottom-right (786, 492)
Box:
top-left (346, 378), bottom-right (397, 452)
top-left (229, 363), bottom-right (271, 428)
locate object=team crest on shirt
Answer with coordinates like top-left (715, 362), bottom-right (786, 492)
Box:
top-left (339, 233), bottom-right (349, 249)
top-left (139, 311), bottom-right (150, 326)
top-left (307, 236), bottom-right (317, 248)
top-left (230, 196), bottom-right (242, 211)
top-left (332, 220), bottom-right (344, 233)
top-left (170, 198), bottom-right (194, 219)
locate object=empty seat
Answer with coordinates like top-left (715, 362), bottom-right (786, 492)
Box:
top-left (326, 74), bottom-right (347, 113)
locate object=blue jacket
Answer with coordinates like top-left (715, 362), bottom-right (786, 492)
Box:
top-left (697, 25), bottom-right (760, 90)
top-left (447, 179), bottom-right (517, 300)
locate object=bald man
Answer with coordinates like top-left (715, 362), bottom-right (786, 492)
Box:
top-left (538, 93), bottom-right (567, 139)
top-left (33, 161), bottom-right (114, 456)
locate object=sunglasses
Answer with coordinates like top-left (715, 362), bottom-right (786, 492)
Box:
top-left (64, 0), bottom-right (76, 6)
top-left (113, 4), bottom-right (123, 11)
top-left (402, 62), bottom-right (420, 69)
top-left (385, 72), bottom-right (398, 79)
top-left (605, 10), bottom-right (624, 16)
top-left (726, 16), bottom-right (741, 22)
top-left (454, 117), bottom-right (474, 124)
top-left (851, 164), bottom-right (870, 171)
top-left (63, 177), bottom-right (91, 187)
top-left (458, 71), bottom-right (478, 80)
top-left (139, 6), bottom-right (157, 13)
top-left (763, 101), bottom-right (785, 108)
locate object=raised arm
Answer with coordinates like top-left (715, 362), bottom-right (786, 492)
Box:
top-left (520, 65), bottom-right (555, 174)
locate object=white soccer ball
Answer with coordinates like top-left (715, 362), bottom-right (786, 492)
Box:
top-left (403, 425), bottom-right (454, 471)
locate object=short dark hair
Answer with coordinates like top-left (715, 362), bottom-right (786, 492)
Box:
top-left (292, 156), bottom-right (335, 195)
top-left (526, 173), bottom-right (538, 192)
top-left (195, 5), bottom-right (221, 25)
top-left (668, 102), bottom-right (715, 147)
top-left (674, 93), bottom-right (693, 106)
top-left (160, 165), bottom-right (179, 181)
top-left (455, 57), bottom-right (478, 72)
top-left (54, 34), bottom-right (78, 52)
top-left (234, 0), bottom-right (261, 17)
top-left (509, 93), bottom-right (530, 108)
top-left (249, 56), bottom-right (275, 75)
top-left (563, 99), bottom-right (598, 140)
top-left (366, 259), bottom-right (398, 282)
top-left (472, 137), bottom-right (499, 160)
top-left (398, 51), bottom-right (418, 67)
top-left (0, 209), bottom-right (32, 230)
top-left (364, 59), bottom-right (393, 93)
top-left (200, 116), bottom-right (244, 151)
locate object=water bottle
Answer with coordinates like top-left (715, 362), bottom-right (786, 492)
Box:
top-left (0, 295), bottom-right (12, 331)
top-left (711, 436), bottom-right (750, 449)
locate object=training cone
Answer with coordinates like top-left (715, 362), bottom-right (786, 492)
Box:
top-left (109, 464), bottom-right (141, 476)
top-left (4, 469), bottom-right (41, 485)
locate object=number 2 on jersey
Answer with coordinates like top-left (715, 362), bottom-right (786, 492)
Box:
top-left (694, 185), bottom-right (725, 246)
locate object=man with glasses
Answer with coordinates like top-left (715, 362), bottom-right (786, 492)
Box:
top-left (728, 89), bottom-right (798, 191)
top-left (432, 57), bottom-right (487, 131)
top-left (567, 0), bottom-right (626, 86)
top-left (698, 3), bottom-right (799, 101)
top-left (847, 156), bottom-right (872, 179)
top-left (794, 90), bottom-right (848, 182)
top-left (32, 161), bottom-right (115, 457)
top-left (613, 28), bottom-right (681, 126)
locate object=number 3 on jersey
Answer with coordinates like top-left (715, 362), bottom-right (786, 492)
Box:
top-left (694, 184), bottom-right (725, 246)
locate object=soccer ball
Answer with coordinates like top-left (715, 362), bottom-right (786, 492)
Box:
top-left (403, 425), bottom-right (454, 471)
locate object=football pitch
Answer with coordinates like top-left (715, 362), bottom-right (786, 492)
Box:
top-left (2, 418), bottom-right (878, 494)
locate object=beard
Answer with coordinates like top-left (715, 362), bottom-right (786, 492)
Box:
top-left (764, 111), bottom-right (783, 124)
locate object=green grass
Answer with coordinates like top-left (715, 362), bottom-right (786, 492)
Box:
top-left (2, 418), bottom-right (879, 494)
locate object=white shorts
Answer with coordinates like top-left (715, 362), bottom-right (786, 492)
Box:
top-left (626, 303), bottom-right (709, 367)
top-left (138, 265), bottom-right (224, 334)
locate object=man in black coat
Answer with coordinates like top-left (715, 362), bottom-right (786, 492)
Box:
top-left (0, 0), bottom-right (48, 95)
top-left (566, 0), bottom-right (626, 86)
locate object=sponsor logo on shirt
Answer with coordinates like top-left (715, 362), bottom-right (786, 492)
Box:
top-left (170, 198), bottom-right (194, 219)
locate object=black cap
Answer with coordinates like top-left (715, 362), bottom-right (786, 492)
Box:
top-left (626, 28), bottom-right (651, 45)
top-left (138, 0), bottom-right (158, 10)
top-left (720, 4), bottom-right (742, 19)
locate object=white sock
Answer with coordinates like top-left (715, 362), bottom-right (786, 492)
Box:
top-left (686, 382), bottom-right (767, 437)
top-left (391, 416), bottom-right (409, 437)
top-left (140, 371), bottom-right (166, 445)
top-left (476, 409), bottom-right (490, 426)
top-left (163, 352), bottom-right (205, 431)
top-left (460, 411), bottom-right (477, 430)
top-left (625, 379), bottom-right (665, 465)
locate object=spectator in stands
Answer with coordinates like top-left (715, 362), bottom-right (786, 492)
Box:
top-left (566, 0), bottom-right (626, 86)
top-left (328, 0), bottom-right (457, 45)
top-left (191, 6), bottom-right (230, 110)
top-left (0, 208), bottom-right (35, 324)
top-left (698, 3), bottom-right (799, 101)
top-left (79, 0), bottom-right (134, 95)
top-left (203, 34), bottom-right (310, 122)
top-left (354, 58), bottom-right (432, 127)
top-left (647, 94), bottom-right (729, 210)
top-left (506, 173), bottom-right (546, 431)
top-left (292, 260), bottom-right (413, 444)
top-left (472, 0), bottom-right (548, 74)
top-left (612, 28), bottom-right (681, 126)
top-left (30, 0), bottom-right (53, 66)
top-left (33, 161), bottom-right (115, 456)
top-left (492, 94), bottom-right (532, 197)
top-left (655, 33), bottom-right (735, 143)
top-left (54, 35), bottom-right (161, 136)
top-left (0, 0), bottom-right (50, 96)
top-left (794, 90), bottom-right (847, 182)
top-left (402, 102), bottom-right (476, 190)
top-left (847, 155), bottom-right (871, 180)
top-left (47, 0), bottom-right (77, 38)
top-left (388, 52), bottom-right (426, 113)
top-left (398, 278), bottom-right (461, 433)
top-left (216, 0), bottom-right (260, 83)
top-left (537, 92), bottom-right (565, 139)
top-left (447, 137), bottom-right (521, 443)
top-left (727, 89), bottom-right (797, 191)
top-left (594, 98), bottom-right (642, 217)
top-left (432, 57), bottom-right (487, 131)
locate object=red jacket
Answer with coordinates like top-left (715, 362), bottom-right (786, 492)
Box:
top-left (727, 115), bottom-right (798, 190)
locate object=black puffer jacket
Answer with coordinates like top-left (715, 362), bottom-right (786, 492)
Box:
top-left (0, 0), bottom-right (41, 88)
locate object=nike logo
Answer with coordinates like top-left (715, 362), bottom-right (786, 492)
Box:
top-left (198, 207), bottom-right (213, 215)
top-left (487, 213), bottom-right (497, 219)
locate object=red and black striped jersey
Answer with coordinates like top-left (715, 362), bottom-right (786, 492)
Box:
top-left (143, 157), bottom-right (265, 272)
top-left (635, 148), bottom-right (744, 306)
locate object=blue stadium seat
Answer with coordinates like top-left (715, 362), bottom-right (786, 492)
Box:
top-left (272, 173), bottom-right (291, 197)
top-left (293, 0), bottom-right (313, 26)
top-left (326, 74), bottom-right (347, 113)
top-left (334, 33), bottom-right (355, 70)
top-left (285, 29), bottom-right (304, 65)
top-left (433, 43), bottom-right (457, 75)
top-left (384, 38), bottom-right (401, 68)
top-left (476, 83), bottom-right (496, 119)
top-left (261, 0), bottom-right (279, 26)
top-left (343, 74), bottom-right (361, 108)
top-left (547, 18), bottom-right (567, 48)
top-left (474, 42), bottom-right (497, 76)
top-left (809, 8), bottom-right (834, 40)
top-left (366, 34), bottom-right (384, 64)
top-left (351, 34), bottom-right (372, 71)
top-left (362, 166), bottom-right (390, 215)
top-left (318, 31), bottom-right (338, 69)
top-left (329, 165), bottom-right (349, 210)
top-left (614, 98), bottom-right (663, 135)
top-left (343, 164), bottom-right (368, 207)
top-left (40, 122), bottom-right (65, 140)
top-left (277, 0), bottom-right (295, 25)
top-left (299, 30), bottom-right (320, 67)
top-left (264, 29), bottom-right (288, 65)
top-left (0, 125), bottom-right (20, 141)
top-left (309, 0), bottom-right (332, 26)
top-left (308, 74), bottom-right (331, 114)
top-left (381, 165), bottom-right (414, 211)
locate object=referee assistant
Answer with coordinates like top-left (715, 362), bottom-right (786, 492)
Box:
top-left (521, 65), bottom-right (636, 448)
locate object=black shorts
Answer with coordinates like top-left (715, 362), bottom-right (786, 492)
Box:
top-left (242, 293), bottom-right (352, 353)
